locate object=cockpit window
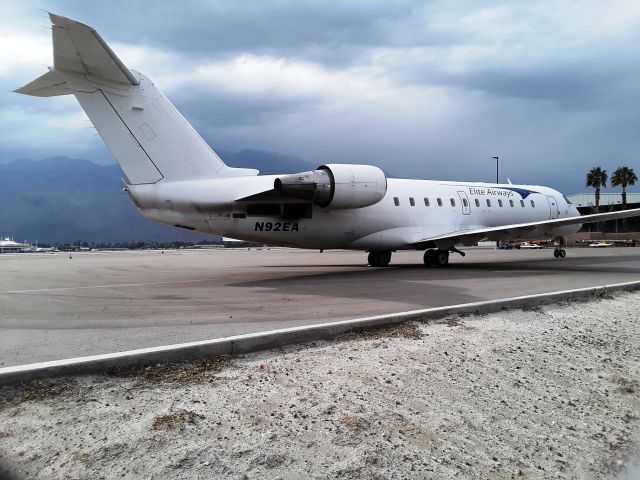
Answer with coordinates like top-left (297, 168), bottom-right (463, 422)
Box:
top-left (563, 195), bottom-right (573, 205)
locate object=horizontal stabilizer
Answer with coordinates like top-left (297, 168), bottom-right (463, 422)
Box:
top-left (13, 69), bottom-right (70, 97)
top-left (49, 13), bottom-right (138, 85)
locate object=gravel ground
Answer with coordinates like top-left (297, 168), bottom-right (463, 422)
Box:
top-left (1, 292), bottom-right (639, 480)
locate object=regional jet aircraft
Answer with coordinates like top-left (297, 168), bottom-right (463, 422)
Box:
top-left (16, 14), bottom-right (640, 266)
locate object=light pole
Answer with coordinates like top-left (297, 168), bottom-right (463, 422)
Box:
top-left (492, 156), bottom-right (499, 184)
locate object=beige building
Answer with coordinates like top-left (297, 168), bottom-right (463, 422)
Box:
top-left (0, 237), bottom-right (30, 253)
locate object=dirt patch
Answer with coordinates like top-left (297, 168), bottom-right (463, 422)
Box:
top-left (592, 287), bottom-right (615, 301)
top-left (339, 321), bottom-right (423, 341)
top-left (446, 316), bottom-right (463, 327)
top-left (558, 288), bottom-right (616, 306)
top-left (151, 409), bottom-right (204, 430)
top-left (339, 415), bottom-right (370, 432)
top-left (107, 356), bottom-right (231, 384)
top-left (522, 304), bottom-right (544, 312)
top-left (614, 376), bottom-right (640, 394)
top-left (0, 378), bottom-right (77, 409)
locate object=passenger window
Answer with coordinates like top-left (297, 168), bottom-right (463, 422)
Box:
top-left (437, 198), bottom-right (443, 207)
top-left (394, 197), bottom-right (399, 206)
top-left (520, 200), bottom-right (525, 207)
top-left (498, 199), bottom-right (503, 207)
top-left (486, 199), bottom-right (491, 207)
top-left (409, 197), bottom-right (415, 206)
top-left (450, 198), bottom-right (456, 207)
top-left (463, 198), bottom-right (468, 207)
top-left (424, 198), bottom-right (430, 206)
top-left (509, 199), bottom-right (514, 207)
top-left (475, 199), bottom-right (480, 207)
top-left (530, 200), bottom-right (535, 207)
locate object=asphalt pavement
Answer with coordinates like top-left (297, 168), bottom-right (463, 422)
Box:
top-left (1, 246), bottom-right (639, 367)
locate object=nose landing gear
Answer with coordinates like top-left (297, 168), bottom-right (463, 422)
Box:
top-left (553, 236), bottom-right (567, 259)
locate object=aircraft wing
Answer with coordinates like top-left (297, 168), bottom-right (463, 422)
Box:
top-left (48, 13), bottom-right (138, 85)
top-left (413, 207), bottom-right (640, 247)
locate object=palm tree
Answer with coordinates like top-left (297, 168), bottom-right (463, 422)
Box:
top-left (585, 167), bottom-right (608, 212)
top-left (611, 166), bottom-right (637, 210)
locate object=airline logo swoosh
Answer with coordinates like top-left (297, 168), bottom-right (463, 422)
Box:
top-left (496, 187), bottom-right (539, 199)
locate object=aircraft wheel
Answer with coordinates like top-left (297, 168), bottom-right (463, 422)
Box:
top-left (560, 249), bottom-right (566, 258)
top-left (423, 249), bottom-right (437, 267)
top-left (436, 250), bottom-right (449, 267)
top-left (553, 249), bottom-right (560, 258)
top-left (368, 250), bottom-right (392, 267)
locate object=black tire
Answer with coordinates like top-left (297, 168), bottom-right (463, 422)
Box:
top-left (560, 249), bottom-right (566, 258)
top-left (436, 250), bottom-right (449, 267)
top-left (368, 250), bottom-right (392, 267)
top-left (423, 249), bottom-right (437, 267)
top-left (553, 249), bottom-right (559, 258)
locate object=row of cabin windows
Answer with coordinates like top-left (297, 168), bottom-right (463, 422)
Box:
top-left (393, 196), bottom-right (536, 208)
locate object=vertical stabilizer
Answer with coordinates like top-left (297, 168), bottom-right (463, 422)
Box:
top-left (48, 12), bottom-right (139, 85)
top-left (14, 13), bottom-right (259, 184)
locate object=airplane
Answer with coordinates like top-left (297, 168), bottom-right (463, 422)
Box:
top-left (15, 14), bottom-right (640, 267)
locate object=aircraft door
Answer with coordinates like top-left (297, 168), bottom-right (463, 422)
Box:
top-left (457, 191), bottom-right (471, 215)
top-left (546, 196), bottom-right (559, 219)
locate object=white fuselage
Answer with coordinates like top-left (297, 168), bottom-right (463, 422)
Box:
top-left (127, 177), bottom-right (581, 250)
top-left (19, 13), bottom-right (640, 262)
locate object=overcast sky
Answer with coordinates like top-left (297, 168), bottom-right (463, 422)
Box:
top-left (2, 0), bottom-right (640, 193)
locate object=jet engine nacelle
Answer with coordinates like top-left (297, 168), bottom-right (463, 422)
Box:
top-left (274, 164), bottom-right (387, 209)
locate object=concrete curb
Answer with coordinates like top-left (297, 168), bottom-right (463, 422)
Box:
top-left (2, 280), bottom-right (639, 386)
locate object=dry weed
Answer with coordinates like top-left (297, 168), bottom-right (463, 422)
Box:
top-left (108, 356), bottom-right (231, 384)
top-left (151, 409), bottom-right (204, 430)
top-left (340, 322), bottom-right (423, 341)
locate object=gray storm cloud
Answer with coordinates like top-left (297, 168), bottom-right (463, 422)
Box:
top-left (2, 0), bottom-right (640, 194)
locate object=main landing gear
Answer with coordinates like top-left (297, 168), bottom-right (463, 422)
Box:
top-left (423, 247), bottom-right (465, 267)
top-left (553, 236), bottom-right (567, 259)
top-left (553, 247), bottom-right (567, 258)
top-left (368, 250), bottom-right (392, 267)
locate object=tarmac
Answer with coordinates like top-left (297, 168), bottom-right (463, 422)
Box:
top-left (2, 246), bottom-right (640, 367)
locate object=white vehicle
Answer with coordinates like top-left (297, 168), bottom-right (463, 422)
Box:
top-left (16, 14), bottom-right (640, 267)
top-left (589, 241), bottom-right (614, 248)
top-left (519, 242), bottom-right (544, 250)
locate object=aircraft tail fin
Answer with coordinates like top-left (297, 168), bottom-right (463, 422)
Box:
top-left (14, 13), bottom-right (258, 185)
top-left (52, 13), bottom-right (137, 85)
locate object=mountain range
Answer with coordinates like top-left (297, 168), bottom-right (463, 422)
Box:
top-left (0, 150), bottom-right (314, 244)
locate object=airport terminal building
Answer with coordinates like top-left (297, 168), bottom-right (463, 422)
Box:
top-left (0, 237), bottom-right (30, 253)
top-left (567, 193), bottom-right (640, 235)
